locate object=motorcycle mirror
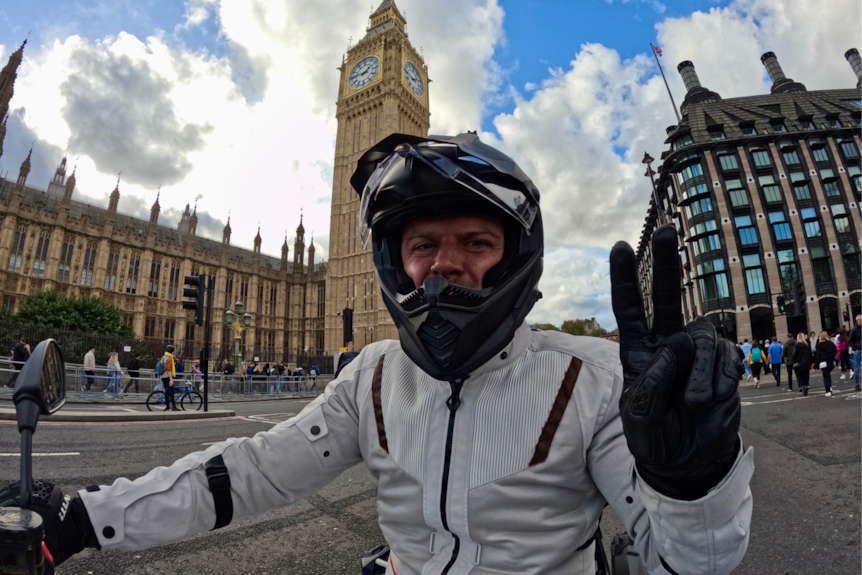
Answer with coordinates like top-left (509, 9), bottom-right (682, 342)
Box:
top-left (13, 339), bottom-right (66, 428)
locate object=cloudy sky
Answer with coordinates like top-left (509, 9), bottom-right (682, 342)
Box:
top-left (0, 0), bottom-right (858, 329)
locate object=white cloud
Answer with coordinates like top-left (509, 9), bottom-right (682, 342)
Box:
top-left (179, 0), bottom-right (218, 30)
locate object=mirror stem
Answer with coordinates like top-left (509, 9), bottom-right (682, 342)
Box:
top-left (19, 428), bottom-right (33, 511)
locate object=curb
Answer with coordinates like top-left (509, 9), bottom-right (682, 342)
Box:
top-left (0, 408), bottom-right (236, 423)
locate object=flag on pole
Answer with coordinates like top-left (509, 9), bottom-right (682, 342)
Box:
top-left (651, 44), bottom-right (663, 57)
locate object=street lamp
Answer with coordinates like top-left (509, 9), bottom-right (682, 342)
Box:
top-left (224, 301), bottom-right (252, 373)
top-left (642, 152), bottom-right (667, 226)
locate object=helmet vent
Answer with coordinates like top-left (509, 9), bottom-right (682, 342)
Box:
top-left (445, 286), bottom-right (483, 301)
top-left (401, 289), bottom-right (427, 312)
top-left (417, 310), bottom-right (459, 367)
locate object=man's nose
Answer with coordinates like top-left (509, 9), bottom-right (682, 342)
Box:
top-left (430, 244), bottom-right (463, 280)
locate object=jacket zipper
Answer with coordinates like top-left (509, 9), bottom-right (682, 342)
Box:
top-left (439, 379), bottom-right (464, 575)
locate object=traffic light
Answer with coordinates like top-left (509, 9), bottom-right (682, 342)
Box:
top-left (342, 308), bottom-right (353, 348)
top-left (793, 281), bottom-right (806, 316)
top-left (182, 274), bottom-right (205, 326)
top-left (776, 294), bottom-right (786, 314)
top-left (844, 310), bottom-right (851, 323)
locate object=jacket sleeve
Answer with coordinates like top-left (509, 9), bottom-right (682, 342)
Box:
top-left (586, 365), bottom-right (753, 575)
top-left (78, 360), bottom-right (367, 551)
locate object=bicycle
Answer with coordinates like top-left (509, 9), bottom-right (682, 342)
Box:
top-left (145, 385), bottom-right (203, 411)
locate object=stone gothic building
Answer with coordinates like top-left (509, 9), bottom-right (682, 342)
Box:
top-left (0, 39), bottom-right (326, 363)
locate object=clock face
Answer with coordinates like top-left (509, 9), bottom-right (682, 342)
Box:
top-left (349, 57), bottom-right (380, 89)
top-left (404, 62), bottom-right (424, 96)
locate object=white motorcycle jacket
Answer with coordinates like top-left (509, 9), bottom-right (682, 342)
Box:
top-left (79, 323), bottom-right (754, 575)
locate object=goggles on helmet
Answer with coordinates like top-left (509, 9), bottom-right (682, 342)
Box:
top-left (358, 142), bottom-right (539, 248)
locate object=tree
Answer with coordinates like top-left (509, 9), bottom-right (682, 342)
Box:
top-left (590, 327), bottom-right (609, 338)
top-left (561, 319), bottom-right (588, 336)
top-left (16, 291), bottom-right (133, 337)
top-left (531, 323), bottom-right (560, 331)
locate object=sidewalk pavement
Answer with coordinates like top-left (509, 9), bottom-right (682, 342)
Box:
top-left (0, 388), bottom-right (322, 405)
top-left (0, 405), bottom-right (236, 422)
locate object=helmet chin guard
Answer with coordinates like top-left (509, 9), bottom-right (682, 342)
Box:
top-left (355, 134), bottom-right (545, 382)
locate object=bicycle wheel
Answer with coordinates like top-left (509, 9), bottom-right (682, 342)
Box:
top-left (146, 391), bottom-right (165, 412)
top-left (181, 391), bottom-right (204, 411)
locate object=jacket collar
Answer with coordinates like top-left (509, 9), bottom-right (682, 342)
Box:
top-left (467, 321), bottom-right (532, 379)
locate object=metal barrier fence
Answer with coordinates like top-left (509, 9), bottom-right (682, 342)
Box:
top-left (0, 359), bottom-right (332, 400)
top-left (0, 322), bottom-right (334, 373)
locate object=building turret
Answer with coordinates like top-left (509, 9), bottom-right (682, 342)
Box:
top-left (178, 202), bottom-right (191, 234)
top-left (16, 146), bottom-right (31, 187)
top-left (223, 214), bottom-right (231, 245)
top-left (108, 175), bottom-right (120, 213)
top-left (846, 48), bottom-right (862, 89)
top-left (307, 233), bottom-right (316, 272)
top-left (293, 214), bottom-right (306, 268)
top-left (253, 224), bottom-right (262, 254)
top-left (677, 60), bottom-right (721, 114)
top-left (188, 202), bottom-right (198, 236)
top-left (0, 39), bottom-right (25, 122)
top-left (281, 232), bottom-right (289, 267)
top-left (0, 114), bottom-right (6, 160)
top-left (149, 189), bottom-right (161, 225)
top-left (63, 163), bottom-right (76, 202)
top-left (760, 52), bottom-right (807, 94)
top-left (47, 153), bottom-right (68, 197)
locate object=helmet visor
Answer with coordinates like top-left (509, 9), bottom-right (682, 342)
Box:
top-left (359, 143), bottom-right (538, 248)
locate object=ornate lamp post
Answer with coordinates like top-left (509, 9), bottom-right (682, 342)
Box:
top-left (224, 301), bottom-right (252, 373)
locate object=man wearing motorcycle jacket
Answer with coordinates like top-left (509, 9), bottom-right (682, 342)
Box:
top-left (2, 133), bottom-right (753, 575)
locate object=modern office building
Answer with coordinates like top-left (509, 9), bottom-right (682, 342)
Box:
top-left (637, 50), bottom-right (862, 342)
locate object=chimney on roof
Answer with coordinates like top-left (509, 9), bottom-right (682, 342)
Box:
top-left (760, 52), bottom-right (785, 83)
top-left (845, 48), bottom-right (862, 89)
top-left (676, 60), bottom-right (721, 115)
top-left (677, 61), bottom-right (701, 92)
top-left (760, 52), bottom-right (807, 94)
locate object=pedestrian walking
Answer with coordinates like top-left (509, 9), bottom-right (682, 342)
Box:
top-left (106, 352), bottom-right (122, 394)
top-left (175, 357), bottom-right (185, 385)
top-left (309, 363), bottom-right (320, 392)
top-left (83, 346), bottom-right (96, 391)
top-left (808, 332), bottom-right (817, 371)
top-left (747, 342), bottom-right (767, 388)
top-left (156, 345), bottom-right (179, 411)
top-left (836, 328), bottom-right (852, 379)
top-left (192, 359), bottom-right (203, 391)
top-left (814, 331), bottom-right (837, 397)
top-left (293, 366), bottom-right (304, 393)
top-left (740, 339), bottom-right (752, 381)
top-left (794, 333), bottom-right (813, 396)
top-left (783, 333), bottom-right (796, 391)
top-left (851, 315), bottom-right (862, 391)
top-left (767, 337), bottom-right (783, 387)
top-left (221, 358), bottom-right (234, 392)
top-left (124, 354), bottom-right (141, 393)
top-left (6, 337), bottom-right (29, 388)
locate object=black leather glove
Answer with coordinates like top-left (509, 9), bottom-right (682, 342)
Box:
top-left (0, 479), bottom-right (100, 566)
top-left (610, 224), bottom-right (743, 501)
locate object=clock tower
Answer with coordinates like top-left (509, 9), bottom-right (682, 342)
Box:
top-left (325, 0), bottom-right (430, 352)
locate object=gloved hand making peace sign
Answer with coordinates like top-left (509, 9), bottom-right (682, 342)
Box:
top-left (610, 224), bottom-right (743, 500)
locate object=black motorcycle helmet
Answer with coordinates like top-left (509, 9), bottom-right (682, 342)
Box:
top-left (352, 133), bottom-right (544, 382)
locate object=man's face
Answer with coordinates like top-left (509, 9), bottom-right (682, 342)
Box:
top-left (401, 213), bottom-right (505, 290)
top-left (857, 314), bottom-right (862, 326)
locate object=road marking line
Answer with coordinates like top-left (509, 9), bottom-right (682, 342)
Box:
top-left (0, 415), bottom-right (246, 427)
top-left (201, 441), bottom-right (224, 446)
top-left (0, 452), bottom-right (80, 457)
